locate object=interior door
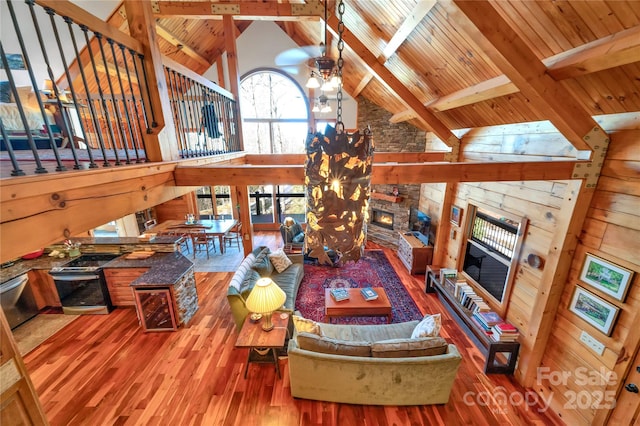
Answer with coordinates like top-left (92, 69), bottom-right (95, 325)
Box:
top-left (0, 308), bottom-right (48, 425)
top-left (607, 346), bottom-right (640, 425)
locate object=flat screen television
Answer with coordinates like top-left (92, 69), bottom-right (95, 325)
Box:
top-left (415, 210), bottom-right (431, 239)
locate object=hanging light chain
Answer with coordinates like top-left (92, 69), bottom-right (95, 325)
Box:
top-left (336, 0), bottom-right (345, 129)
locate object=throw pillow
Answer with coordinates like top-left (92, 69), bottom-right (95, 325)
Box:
top-left (411, 313), bottom-right (442, 338)
top-left (371, 337), bottom-right (448, 358)
top-left (292, 315), bottom-right (322, 336)
top-left (239, 269), bottom-right (261, 298)
top-left (251, 251), bottom-right (274, 276)
top-left (297, 332), bottom-right (371, 357)
top-left (268, 248), bottom-right (292, 273)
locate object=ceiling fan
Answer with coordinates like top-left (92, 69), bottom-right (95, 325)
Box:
top-left (274, 0), bottom-right (341, 91)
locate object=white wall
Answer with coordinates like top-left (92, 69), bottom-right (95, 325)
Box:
top-left (203, 21), bottom-right (357, 129)
top-left (1, 0), bottom-right (119, 89)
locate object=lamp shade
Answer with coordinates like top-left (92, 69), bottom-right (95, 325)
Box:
top-left (245, 277), bottom-right (286, 315)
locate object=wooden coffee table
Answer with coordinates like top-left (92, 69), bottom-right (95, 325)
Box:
top-left (324, 288), bottom-right (392, 323)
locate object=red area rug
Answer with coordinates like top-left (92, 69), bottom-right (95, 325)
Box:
top-left (295, 250), bottom-right (423, 324)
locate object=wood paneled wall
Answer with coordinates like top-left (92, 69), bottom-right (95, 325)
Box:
top-left (421, 113), bottom-right (640, 425)
top-left (154, 192), bottom-right (198, 223)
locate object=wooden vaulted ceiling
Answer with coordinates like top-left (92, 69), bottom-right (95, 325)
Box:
top-left (111, 0), bottom-right (639, 145)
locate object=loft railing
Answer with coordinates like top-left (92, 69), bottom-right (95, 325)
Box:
top-left (0, 0), bottom-right (154, 176)
top-left (162, 57), bottom-right (241, 158)
top-left (0, 0), bottom-right (241, 178)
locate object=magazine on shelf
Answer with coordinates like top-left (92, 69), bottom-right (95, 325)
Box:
top-left (330, 288), bottom-right (350, 301)
top-left (360, 287), bottom-right (378, 301)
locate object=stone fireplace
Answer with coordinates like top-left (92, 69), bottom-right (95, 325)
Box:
top-left (367, 185), bottom-right (417, 249)
top-left (371, 209), bottom-right (394, 230)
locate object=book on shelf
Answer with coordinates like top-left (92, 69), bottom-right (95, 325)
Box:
top-left (360, 287), bottom-right (378, 301)
top-left (440, 268), bottom-right (457, 279)
top-left (471, 316), bottom-right (493, 334)
top-left (330, 288), bottom-right (350, 301)
top-left (473, 311), bottom-right (502, 328)
top-left (491, 322), bottom-right (520, 342)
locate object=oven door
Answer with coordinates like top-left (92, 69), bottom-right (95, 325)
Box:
top-left (51, 273), bottom-right (112, 315)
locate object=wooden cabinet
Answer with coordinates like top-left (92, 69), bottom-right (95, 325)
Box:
top-left (397, 232), bottom-right (433, 275)
top-left (27, 269), bottom-right (61, 308)
top-left (103, 268), bottom-right (148, 307)
top-left (133, 288), bottom-right (178, 332)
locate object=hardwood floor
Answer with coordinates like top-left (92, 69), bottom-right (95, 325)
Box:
top-left (22, 233), bottom-right (564, 425)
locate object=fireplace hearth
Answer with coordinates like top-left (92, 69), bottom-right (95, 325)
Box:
top-left (372, 209), bottom-right (394, 230)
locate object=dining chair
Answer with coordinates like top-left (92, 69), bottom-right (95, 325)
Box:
top-left (192, 229), bottom-right (216, 259)
top-left (168, 229), bottom-right (191, 254)
top-left (223, 222), bottom-right (242, 250)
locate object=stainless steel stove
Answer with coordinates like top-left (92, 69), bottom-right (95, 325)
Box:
top-left (49, 254), bottom-right (119, 314)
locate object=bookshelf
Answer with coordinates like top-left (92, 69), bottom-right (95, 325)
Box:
top-left (430, 272), bottom-right (520, 374)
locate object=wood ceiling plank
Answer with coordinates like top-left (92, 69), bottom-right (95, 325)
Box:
top-left (324, 12), bottom-right (459, 147)
top-left (155, 22), bottom-right (211, 68)
top-left (441, 1), bottom-right (609, 151)
top-left (380, 0), bottom-right (436, 62)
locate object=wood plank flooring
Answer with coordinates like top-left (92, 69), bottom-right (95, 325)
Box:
top-left (22, 233), bottom-right (565, 425)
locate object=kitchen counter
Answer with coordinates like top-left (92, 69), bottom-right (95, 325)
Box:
top-left (106, 252), bottom-right (194, 286)
top-left (1, 236), bottom-right (183, 284)
top-left (104, 251), bottom-right (198, 329)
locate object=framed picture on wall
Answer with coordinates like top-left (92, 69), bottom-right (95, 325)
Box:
top-left (450, 205), bottom-right (463, 227)
top-left (569, 286), bottom-right (619, 336)
top-left (0, 53), bottom-right (27, 70)
top-left (580, 253), bottom-right (634, 302)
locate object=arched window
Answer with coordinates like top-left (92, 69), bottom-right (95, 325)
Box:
top-left (240, 69), bottom-right (309, 154)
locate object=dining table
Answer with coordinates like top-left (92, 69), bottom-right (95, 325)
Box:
top-left (152, 219), bottom-right (238, 254)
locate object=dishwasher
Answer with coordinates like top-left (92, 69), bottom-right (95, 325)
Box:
top-left (0, 273), bottom-right (39, 329)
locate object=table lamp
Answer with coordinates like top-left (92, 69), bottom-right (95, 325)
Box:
top-left (245, 277), bottom-right (286, 332)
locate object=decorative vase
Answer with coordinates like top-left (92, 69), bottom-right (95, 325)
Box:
top-left (68, 248), bottom-right (81, 257)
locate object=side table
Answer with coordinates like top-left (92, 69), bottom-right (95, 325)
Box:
top-left (235, 312), bottom-right (289, 379)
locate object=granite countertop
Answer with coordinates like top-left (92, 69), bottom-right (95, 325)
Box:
top-left (0, 236), bottom-right (183, 284)
top-left (105, 252), bottom-right (194, 287)
top-left (0, 256), bottom-right (73, 283)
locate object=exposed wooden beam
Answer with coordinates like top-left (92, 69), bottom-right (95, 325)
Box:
top-left (352, 73), bottom-right (373, 98)
top-left (444, 1), bottom-right (609, 152)
top-left (154, 22), bottom-right (211, 68)
top-left (545, 25), bottom-right (640, 80)
top-left (152, 1), bottom-right (323, 20)
top-left (324, 14), bottom-right (459, 147)
top-left (124, 0), bottom-right (179, 161)
top-left (393, 25), bottom-right (640, 120)
top-left (429, 75), bottom-right (517, 112)
top-left (243, 152), bottom-right (447, 165)
top-left (389, 109), bottom-right (418, 124)
top-left (223, 15), bottom-right (244, 150)
top-left (174, 160), bottom-right (585, 187)
top-left (380, 0), bottom-right (436, 62)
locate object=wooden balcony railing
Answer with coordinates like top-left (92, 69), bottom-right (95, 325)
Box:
top-left (0, 0), bottom-right (240, 178)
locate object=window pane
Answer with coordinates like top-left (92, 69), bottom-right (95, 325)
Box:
top-left (240, 72), bottom-right (307, 119)
top-left (243, 122), bottom-right (272, 154)
top-left (197, 197), bottom-right (213, 218)
top-left (272, 122), bottom-right (308, 154)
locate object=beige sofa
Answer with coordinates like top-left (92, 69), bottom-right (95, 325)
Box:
top-left (288, 319), bottom-right (462, 405)
top-left (227, 246), bottom-right (304, 331)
